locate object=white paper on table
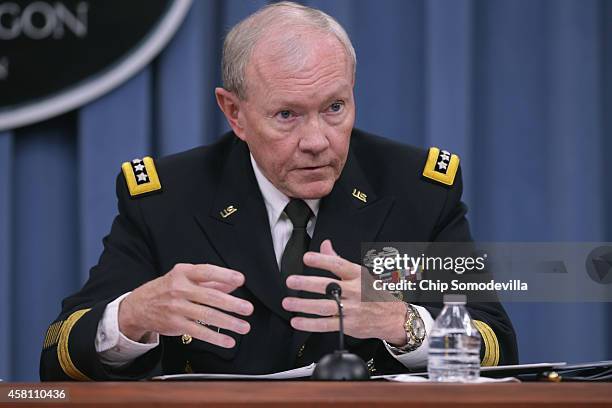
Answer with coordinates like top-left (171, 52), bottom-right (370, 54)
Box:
top-left (379, 374), bottom-right (520, 383)
top-left (151, 363), bottom-right (315, 380)
top-left (372, 362), bottom-right (565, 381)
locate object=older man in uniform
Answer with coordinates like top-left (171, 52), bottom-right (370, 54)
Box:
top-left (40, 2), bottom-right (517, 380)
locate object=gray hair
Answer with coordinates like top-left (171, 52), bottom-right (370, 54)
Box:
top-left (221, 1), bottom-right (357, 100)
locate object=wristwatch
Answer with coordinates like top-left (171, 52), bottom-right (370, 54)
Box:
top-left (387, 302), bottom-right (426, 354)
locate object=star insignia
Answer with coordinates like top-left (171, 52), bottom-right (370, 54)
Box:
top-left (121, 156), bottom-right (162, 197)
top-left (422, 147), bottom-right (460, 186)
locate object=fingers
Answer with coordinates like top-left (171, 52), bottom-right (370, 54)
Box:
top-left (181, 318), bottom-right (237, 348)
top-left (282, 297), bottom-right (337, 316)
top-left (171, 263), bottom-right (253, 316)
top-left (302, 252), bottom-right (360, 280)
top-left (186, 286), bottom-right (254, 317)
top-left (177, 300), bottom-right (250, 335)
top-left (290, 316), bottom-right (340, 333)
top-left (183, 264), bottom-right (245, 287)
top-left (319, 239), bottom-right (337, 256)
top-left (198, 280), bottom-right (240, 294)
top-left (285, 275), bottom-right (343, 296)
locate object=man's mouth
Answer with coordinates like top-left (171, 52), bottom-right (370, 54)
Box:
top-left (297, 164), bottom-right (329, 171)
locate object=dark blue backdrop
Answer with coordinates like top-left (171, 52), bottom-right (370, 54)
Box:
top-left (1, 0), bottom-right (611, 381)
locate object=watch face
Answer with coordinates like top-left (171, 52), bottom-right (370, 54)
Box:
top-left (412, 316), bottom-right (426, 340)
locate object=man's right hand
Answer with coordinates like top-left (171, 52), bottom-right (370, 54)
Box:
top-left (118, 264), bottom-right (253, 348)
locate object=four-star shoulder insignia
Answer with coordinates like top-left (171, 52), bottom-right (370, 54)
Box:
top-left (422, 147), bottom-right (460, 186)
top-left (121, 156), bottom-right (162, 197)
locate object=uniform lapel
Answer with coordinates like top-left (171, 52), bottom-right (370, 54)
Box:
top-left (291, 145), bottom-right (396, 354)
top-left (194, 138), bottom-right (292, 321)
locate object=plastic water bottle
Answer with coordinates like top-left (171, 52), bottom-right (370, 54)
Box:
top-left (427, 294), bottom-right (481, 382)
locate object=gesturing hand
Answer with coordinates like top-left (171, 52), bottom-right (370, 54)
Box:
top-left (119, 263), bottom-right (254, 348)
top-left (282, 240), bottom-right (407, 346)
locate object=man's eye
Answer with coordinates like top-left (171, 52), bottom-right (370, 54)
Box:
top-left (276, 110), bottom-right (293, 120)
top-left (329, 102), bottom-right (344, 113)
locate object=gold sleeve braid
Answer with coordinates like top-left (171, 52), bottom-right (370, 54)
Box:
top-left (56, 309), bottom-right (92, 381)
top-left (43, 321), bottom-right (63, 349)
top-left (473, 320), bottom-right (500, 366)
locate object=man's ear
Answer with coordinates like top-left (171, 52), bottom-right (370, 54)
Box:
top-left (215, 87), bottom-right (246, 140)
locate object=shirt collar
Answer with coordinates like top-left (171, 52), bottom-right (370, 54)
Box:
top-left (250, 154), bottom-right (320, 226)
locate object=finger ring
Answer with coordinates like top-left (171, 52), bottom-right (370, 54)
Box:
top-left (196, 319), bottom-right (220, 333)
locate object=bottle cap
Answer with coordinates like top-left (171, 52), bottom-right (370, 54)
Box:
top-left (443, 294), bottom-right (466, 304)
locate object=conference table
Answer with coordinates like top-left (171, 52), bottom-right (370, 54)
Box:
top-left (1, 382), bottom-right (611, 407)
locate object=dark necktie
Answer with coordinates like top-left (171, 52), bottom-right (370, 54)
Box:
top-left (281, 199), bottom-right (313, 280)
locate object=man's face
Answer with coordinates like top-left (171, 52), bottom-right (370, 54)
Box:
top-left (233, 32), bottom-right (355, 199)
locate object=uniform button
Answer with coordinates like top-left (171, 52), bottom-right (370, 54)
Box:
top-left (100, 332), bottom-right (106, 340)
top-left (181, 334), bottom-right (192, 344)
top-left (297, 344), bottom-right (305, 358)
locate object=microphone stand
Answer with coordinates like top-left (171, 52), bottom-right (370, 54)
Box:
top-left (331, 283), bottom-right (345, 352)
top-left (311, 283), bottom-right (370, 380)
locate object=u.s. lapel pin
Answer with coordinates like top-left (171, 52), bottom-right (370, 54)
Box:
top-left (352, 188), bottom-right (367, 203)
top-left (220, 205), bottom-right (238, 218)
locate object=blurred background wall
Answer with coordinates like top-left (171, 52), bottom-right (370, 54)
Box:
top-left (1, 0), bottom-right (611, 381)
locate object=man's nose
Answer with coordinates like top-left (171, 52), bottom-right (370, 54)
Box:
top-left (298, 117), bottom-right (329, 154)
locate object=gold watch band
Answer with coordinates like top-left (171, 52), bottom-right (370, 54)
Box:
top-left (387, 303), bottom-right (425, 354)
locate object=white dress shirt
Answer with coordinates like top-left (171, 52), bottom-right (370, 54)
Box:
top-left (95, 154), bottom-right (434, 368)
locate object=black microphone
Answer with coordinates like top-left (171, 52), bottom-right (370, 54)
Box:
top-left (325, 281), bottom-right (342, 297)
top-left (311, 282), bottom-right (370, 381)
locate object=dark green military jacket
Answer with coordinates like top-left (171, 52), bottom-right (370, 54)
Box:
top-left (40, 129), bottom-right (518, 380)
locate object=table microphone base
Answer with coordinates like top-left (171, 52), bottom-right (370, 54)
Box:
top-left (311, 350), bottom-right (370, 381)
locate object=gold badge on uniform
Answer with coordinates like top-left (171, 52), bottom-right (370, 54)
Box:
top-left (121, 156), bottom-right (162, 197)
top-left (422, 147), bottom-right (460, 186)
top-left (352, 188), bottom-right (367, 203)
top-left (220, 205), bottom-right (238, 218)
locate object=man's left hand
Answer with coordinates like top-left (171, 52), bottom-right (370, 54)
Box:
top-left (282, 239), bottom-right (407, 346)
